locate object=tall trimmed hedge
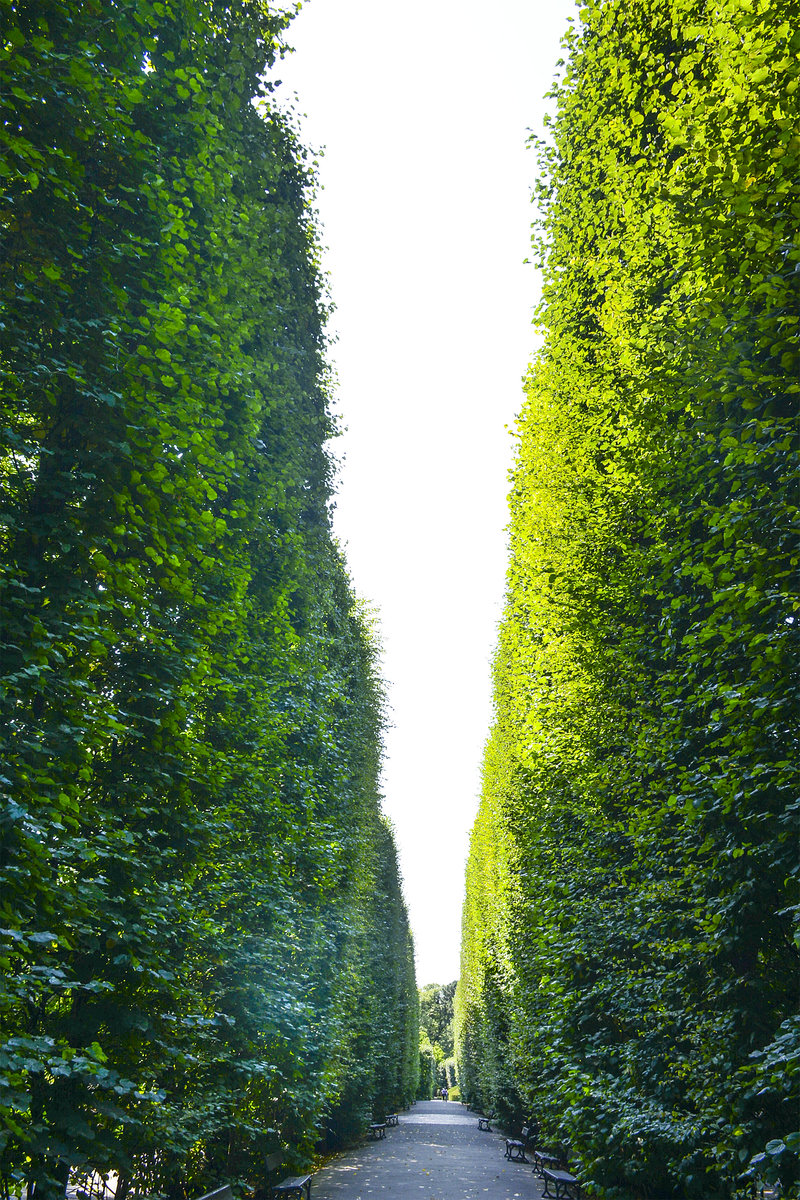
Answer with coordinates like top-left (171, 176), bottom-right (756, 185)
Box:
top-left (457, 1), bottom-right (798, 1196)
top-left (0, 2), bottom-right (417, 1196)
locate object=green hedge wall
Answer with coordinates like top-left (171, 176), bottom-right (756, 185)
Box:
top-left (0, 2), bottom-right (417, 1196)
top-left (457, 0), bottom-right (798, 1196)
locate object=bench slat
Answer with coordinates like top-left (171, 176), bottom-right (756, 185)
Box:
top-left (196, 1189), bottom-right (234, 1200)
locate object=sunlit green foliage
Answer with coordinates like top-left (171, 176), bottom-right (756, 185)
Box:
top-left (457, 0), bottom-right (798, 1195)
top-left (0, 1), bottom-right (417, 1195)
top-left (419, 982), bottom-right (456, 1096)
top-left (419, 981), bottom-right (457, 1060)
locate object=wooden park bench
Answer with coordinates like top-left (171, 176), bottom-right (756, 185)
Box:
top-left (505, 1123), bottom-right (537, 1162)
top-left (367, 1123), bottom-right (386, 1140)
top-left (477, 1115), bottom-right (491, 1131)
top-left (264, 1152), bottom-right (312, 1200)
top-left (542, 1167), bottom-right (581, 1200)
top-left (532, 1143), bottom-right (568, 1177)
top-left (385, 1113), bottom-right (398, 1126)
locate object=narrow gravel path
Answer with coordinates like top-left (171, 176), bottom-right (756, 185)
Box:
top-left (312, 1101), bottom-right (546, 1200)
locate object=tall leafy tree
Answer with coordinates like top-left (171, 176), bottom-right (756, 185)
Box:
top-left (418, 982), bottom-right (457, 1059)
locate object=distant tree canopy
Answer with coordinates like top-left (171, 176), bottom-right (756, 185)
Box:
top-left (419, 982), bottom-right (457, 1060)
top-left (417, 982), bottom-right (457, 1099)
top-left (457, 1), bottom-right (798, 1198)
top-left (0, 2), bottom-right (418, 1197)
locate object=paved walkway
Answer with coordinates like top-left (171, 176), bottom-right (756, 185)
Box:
top-left (313, 1101), bottom-right (546, 1200)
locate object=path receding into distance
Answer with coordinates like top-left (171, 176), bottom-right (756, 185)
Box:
top-left (313, 1101), bottom-right (547, 1200)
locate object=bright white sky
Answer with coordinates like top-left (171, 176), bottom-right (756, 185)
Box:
top-left (275, 0), bottom-right (575, 986)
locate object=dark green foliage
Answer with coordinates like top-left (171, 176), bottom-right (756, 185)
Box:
top-left (457, 0), bottom-right (799, 1196)
top-left (417, 1043), bottom-right (437, 1102)
top-left (0, 1), bottom-right (417, 1195)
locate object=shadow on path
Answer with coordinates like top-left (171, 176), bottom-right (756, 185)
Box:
top-left (314, 1101), bottom-right (546, 1200)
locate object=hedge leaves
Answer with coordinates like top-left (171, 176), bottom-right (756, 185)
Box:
top-left (0, 3), bottom-right (418, 1196)
top-left (457, 1), bottom-right (798, 1195)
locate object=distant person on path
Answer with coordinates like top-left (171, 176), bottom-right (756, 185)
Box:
top-left (442, 1086), bottom-right (449, 1102)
